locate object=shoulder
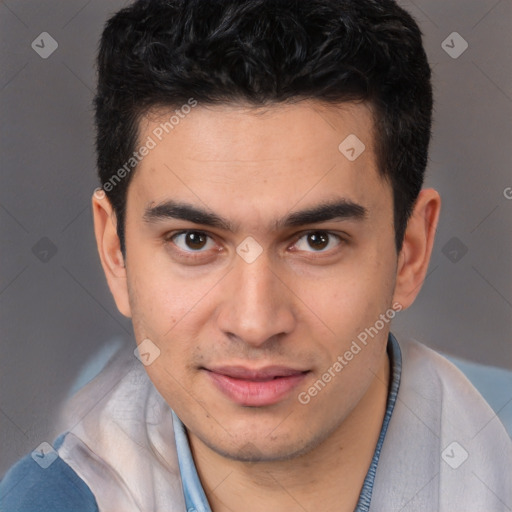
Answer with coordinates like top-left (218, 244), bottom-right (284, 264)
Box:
top-left (393, 337), bottom-right (512, 509)
top-left (399, 338), bottom-right (504, 404)
top-left (399, 336), bottom-right (496, 401)
top-left (398, 337), bottom-right (511, 439)
top-left (0, 433), bottom-right (98, 512)
top-left (373, 336), bottom-right (512, 511)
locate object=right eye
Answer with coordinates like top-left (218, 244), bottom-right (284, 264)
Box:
top-left (170, 231), bottom-right (215, 252)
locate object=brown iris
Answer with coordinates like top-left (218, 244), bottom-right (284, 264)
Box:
top-left (184, 232), bottom-right (208, 250)
top-left (307, 232), bottom-right (329, 250)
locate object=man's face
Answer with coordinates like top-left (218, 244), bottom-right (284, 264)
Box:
top-left (120, 101), bottom-right (399, 461)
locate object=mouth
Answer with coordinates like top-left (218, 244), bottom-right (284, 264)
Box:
top-left (202, 365), bottom-right (310, 407)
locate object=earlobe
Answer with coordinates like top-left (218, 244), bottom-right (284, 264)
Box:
top-left (393, 188), bottom-right (441, 310)
top-left (91, 189), bottom-right (132, 318)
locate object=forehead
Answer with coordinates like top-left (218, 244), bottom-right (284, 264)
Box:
top-left (128, 100), bottom-right (390, 225)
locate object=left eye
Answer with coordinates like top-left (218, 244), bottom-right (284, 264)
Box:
top-left (171, 231), bottom-right (216, 252)
top-left (293, 231), bottom-right (341, 252)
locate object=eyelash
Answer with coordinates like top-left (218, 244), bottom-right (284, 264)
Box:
top-left (164, 229), bottom-right (346, 261)
top-left (164, 231), bottom-right (220, 261)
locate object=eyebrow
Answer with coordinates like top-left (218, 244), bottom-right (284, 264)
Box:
top-left (142, 199), bottom-right (367, 231)
top-left (280, 201), bottom-right (367, 228)
top-left (143, 201), bottom-right (233, 230)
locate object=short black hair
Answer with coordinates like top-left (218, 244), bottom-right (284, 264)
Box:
top-left (95, 0), bottom-right (433, 255)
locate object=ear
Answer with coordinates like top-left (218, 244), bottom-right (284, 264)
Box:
top-left (393, 188), bottom-right (441, 310)
top-left (91, 189), bottom-right (132, 318)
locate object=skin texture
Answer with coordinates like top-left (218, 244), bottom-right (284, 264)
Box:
top-left (93, 100), bottom-right (440, 511)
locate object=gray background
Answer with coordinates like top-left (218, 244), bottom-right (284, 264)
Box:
top-left (1, 0), bottom-right (511, 477)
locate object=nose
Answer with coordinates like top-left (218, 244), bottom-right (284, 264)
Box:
top-left (216, 252), bottom-right (296, 348)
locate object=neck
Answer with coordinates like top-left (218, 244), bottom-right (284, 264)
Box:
top-left (189, 351), bottom-right (390, 512)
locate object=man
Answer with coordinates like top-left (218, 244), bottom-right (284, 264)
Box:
top-left (1, 0), bottom-right (511, 510)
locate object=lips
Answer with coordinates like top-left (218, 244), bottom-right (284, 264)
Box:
top-left (203, 365), bottom-right (309, 407)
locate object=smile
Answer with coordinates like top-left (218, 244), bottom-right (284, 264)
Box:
top-left (203, 366), bottom-right (310, 407)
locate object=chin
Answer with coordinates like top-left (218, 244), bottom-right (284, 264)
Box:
top-left (198, 427), bottom-right (326, 463)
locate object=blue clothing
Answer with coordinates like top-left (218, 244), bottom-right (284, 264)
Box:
top-left (0, 434), bottom-right (98, 512)
top-left (0, 334), bottom-right (401, 512)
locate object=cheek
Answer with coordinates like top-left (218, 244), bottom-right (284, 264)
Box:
top-left (299, 254), bottom-right (395, 340)
top-left (126, 252), bottom-right (221, 385)
top-left (127, 270), bottom-right (174, 339)
top-left (127, 247), bottom-right (213, 336)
